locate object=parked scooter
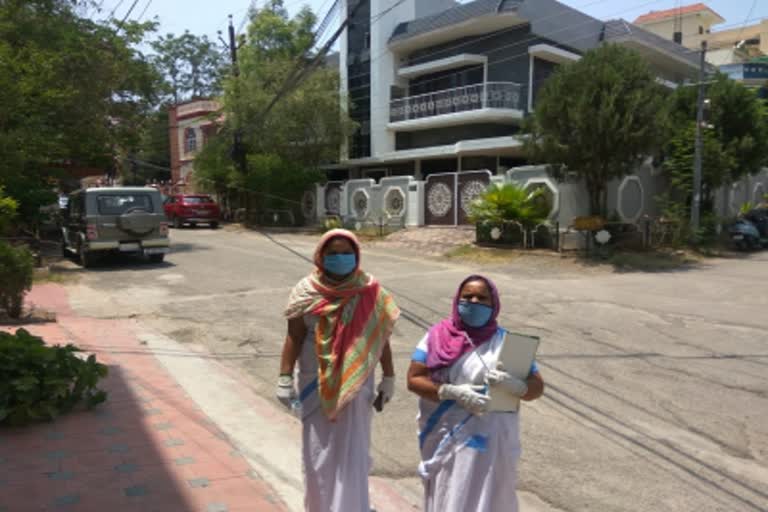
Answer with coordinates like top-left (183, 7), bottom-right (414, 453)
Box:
top-left (728, 218), bottom-right (765, 250)
top-left (744, 209), bottom-right (768, 239)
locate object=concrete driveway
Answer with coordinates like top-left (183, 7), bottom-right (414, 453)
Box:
top-left (61, 227), bottom-right (768, 512)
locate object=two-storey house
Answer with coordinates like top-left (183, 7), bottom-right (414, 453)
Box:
top-left (330, 0), bottom-right (699, 185)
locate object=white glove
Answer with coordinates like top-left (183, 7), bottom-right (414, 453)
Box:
top-left (438, 383), bottom-right (489, 415)
top-left (276, 374), bottom-right (296, 408)
top-left (486, 363), bottom-right (528, 397)
top-left (377, 376), bottom-right (395, 404)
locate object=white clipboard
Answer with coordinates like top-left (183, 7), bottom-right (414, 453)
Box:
top-left (488, 331), bottom-right (540, 412)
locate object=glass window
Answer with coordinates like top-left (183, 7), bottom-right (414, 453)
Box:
top-left (185, 128), bottom-right (197, 153)
top-left (97, 194), bottom-right (154, 215)
top-left (181, 196), bottom-right (213, 204)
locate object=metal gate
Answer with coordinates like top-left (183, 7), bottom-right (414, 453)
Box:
top-left (424, 171), bottom-right (491, 225)
top-left (324, 182), bottom-right (343, 216)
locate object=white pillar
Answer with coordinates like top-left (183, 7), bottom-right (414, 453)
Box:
top-left (527, 54), bottom-right (535, 113)
top-left (369, 1), bottom-right (416, 158)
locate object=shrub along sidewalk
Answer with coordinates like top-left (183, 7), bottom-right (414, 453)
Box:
top-left (0, 284), bottom-right (287, 511)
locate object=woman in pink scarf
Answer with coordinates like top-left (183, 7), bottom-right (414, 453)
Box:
top-left (407, 275), bottom-right (544, 512)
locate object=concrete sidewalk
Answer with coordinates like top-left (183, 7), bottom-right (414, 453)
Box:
top-left (1, 284), bottom-right (287, 512)
top-left (1, 284), bottom-right (422, 512)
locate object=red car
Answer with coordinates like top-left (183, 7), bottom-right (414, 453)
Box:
top-left (163, 194), bottom-right (220, 229)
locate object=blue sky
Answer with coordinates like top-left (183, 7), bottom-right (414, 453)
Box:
top-left (93, 0), bottom-right (767, 49)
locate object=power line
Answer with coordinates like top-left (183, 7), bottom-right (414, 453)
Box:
top-left (136, 0), bottom-right (153, 23)
top-left (344, 0), bottom-right (723, 87)
top-left (341, 13), bottom-right (751, 118)
top-left (314, 0), bottom-right (341, 46)
top-left (347, 0), bottom-right (620, 84)
top-left (238, 0), bottom-right (259, 35)
top-left (718, 0), bottom-right (759, 66)
top-left (256, 0), bottom-right (403, 123)
top-left (235, 0), bottom-right (324, 36)
top-left (116, 0), bottom-right (140, 31)
top-left (108, 0), bottom-right (126, 19)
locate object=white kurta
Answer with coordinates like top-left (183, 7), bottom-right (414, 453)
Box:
top-left (297, 315), bottom-right (375, 512)
top-left (415, 329), bottom-right (523, 512)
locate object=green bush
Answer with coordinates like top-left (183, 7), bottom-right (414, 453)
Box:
top-left (0, 242), bottom-right (34, 319)
top-left (739, 202), bottom-right (755, 216)
top-left (468, 183), bottom-right (549, 229)
top-left (0, 329), bottom-right (108, 426)
top-left (322, 216), bottom-right (342, 232)
top-left (0, 187), bottom-right (18, 235)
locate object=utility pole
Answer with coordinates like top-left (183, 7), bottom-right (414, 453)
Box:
top-left (227, 15), bottom-right (247, 175)
top-left (690, 40), bottom-right (707, 235)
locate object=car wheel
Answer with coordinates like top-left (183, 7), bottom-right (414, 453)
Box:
top-left (79, 246), bottom-right (96, 268)
top-left (149, 254), bottom-right (165, 263)
top-left (173, 216), bottom-right (182, 229)
top-left (210, 222), bottom-right (219, 229)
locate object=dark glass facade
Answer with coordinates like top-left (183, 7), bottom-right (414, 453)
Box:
top-left (347, 0), bottom-right (371, 159)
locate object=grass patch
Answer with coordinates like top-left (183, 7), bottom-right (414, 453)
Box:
top-left (353, 227), bottom-right (402, 242)
top-left (33, 267), bottom-right (80, 284)
top-left (444, 244), bottom-right (526, 263)
top-left (605, 250), bottom-right (700, 272)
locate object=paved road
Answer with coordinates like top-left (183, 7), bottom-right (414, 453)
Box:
top-left (63, 227), bottom-right (768, 512)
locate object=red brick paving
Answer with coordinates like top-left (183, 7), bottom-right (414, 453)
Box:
top-left (1, 285), bottom-right (288, 512)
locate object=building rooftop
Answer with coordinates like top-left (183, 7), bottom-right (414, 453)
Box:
top-left (633, 3), bottom-right (724, 25)
top-left (603, 19), bottom-right (701, 68)
top-left (390, 0), bottom-right (522, 43)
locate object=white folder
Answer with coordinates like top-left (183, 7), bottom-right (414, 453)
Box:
top-left (488, 331), bottom-right (540, 412)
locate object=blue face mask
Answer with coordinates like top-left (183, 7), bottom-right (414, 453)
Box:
top-left (458, 300), bottom-right (493, 328)
top-left (323, 253), bottom-right (357, 276)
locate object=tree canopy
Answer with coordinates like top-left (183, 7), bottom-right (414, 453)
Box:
top-left (664, 73), bottom-right (768, 214)
top-left (195, 0), bottom-right (352, 215)
top-left (150, 31), bottom-right (226, 105)
top-left (524, 44), bottom-right (666, 216)
top-left (0, 0), bottom-right (162, 223)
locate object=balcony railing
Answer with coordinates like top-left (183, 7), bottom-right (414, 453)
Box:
top-left (390, 82), bottom-right (523, 123)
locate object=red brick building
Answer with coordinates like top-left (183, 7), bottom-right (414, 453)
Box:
top-left (168, 99), bottom-right (221, 192)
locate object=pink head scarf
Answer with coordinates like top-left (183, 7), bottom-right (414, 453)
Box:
top-left (425, 275), bottom-right (500, 375)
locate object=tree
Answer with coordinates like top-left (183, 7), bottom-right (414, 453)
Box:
top-left (0, 0), bottom-right (162, 225)
top-left (151, 32), bottom-right (226, 104)
top-left (0, 187), bottom-right (18, 236)
top-left (666, 73), bottom-right (768, 209)
top-left (662, 122), bottom-right (736, 214)
top-left (196, 0), bottom-right (352, 218)
top-left (130, 109), bottom-right (172, 184)
top-left (524, 44), bottom-right (666, 216)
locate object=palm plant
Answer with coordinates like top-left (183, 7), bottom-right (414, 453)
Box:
top-left (468, 183), bottom-right (550, 228)
top-left (739, 202), bottom-right (754, 216)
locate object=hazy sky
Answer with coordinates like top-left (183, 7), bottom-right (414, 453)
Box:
top-left (93, 0), bottom-right (767, 50)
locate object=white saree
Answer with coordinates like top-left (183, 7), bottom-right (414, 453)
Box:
top-left (414, 329), bottom-right (526, 512)
top-left (297, 316), bottom-right (375, 512)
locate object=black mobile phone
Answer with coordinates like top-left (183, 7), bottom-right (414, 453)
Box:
top-left (373, 392), bottom-right (384, 412)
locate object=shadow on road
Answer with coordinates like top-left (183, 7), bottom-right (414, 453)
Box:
top-left (169, 242), bottom-right (209, 255)
top-left (580, 250), bottom-right (706, 274)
